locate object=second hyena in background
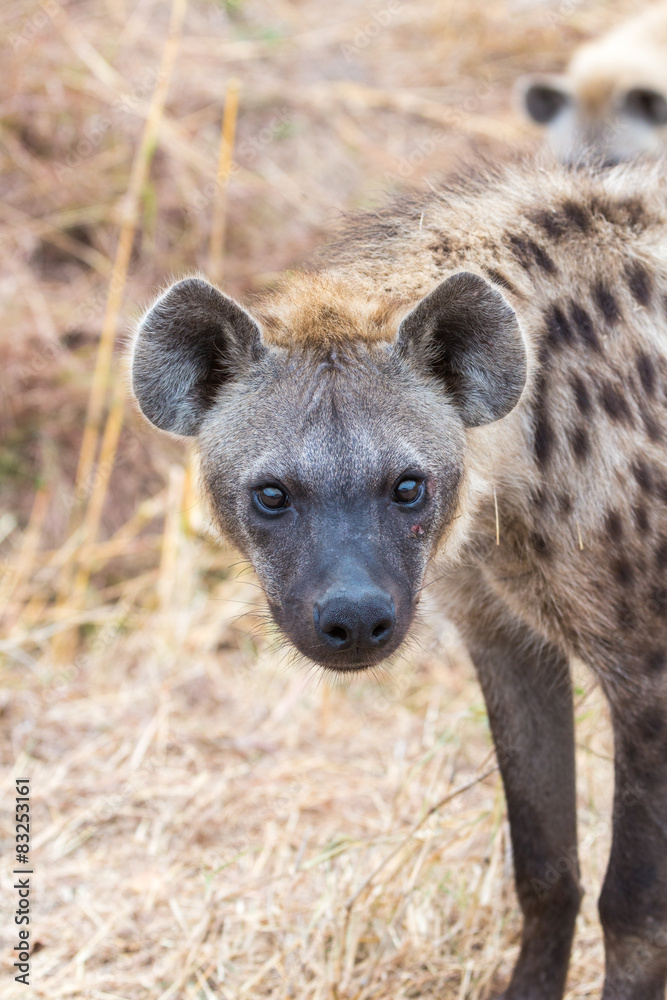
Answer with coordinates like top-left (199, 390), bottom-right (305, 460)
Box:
top-left (518, 1), bottom-right (667, 162)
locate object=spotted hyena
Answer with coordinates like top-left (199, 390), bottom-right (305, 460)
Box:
top-left (132, 157), bottom-right (667, 999)
top-left (518, 1), bottom-right (667, 163)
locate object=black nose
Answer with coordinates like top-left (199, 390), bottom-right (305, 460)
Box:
top-left (314, 590), bottom-right (396, 651)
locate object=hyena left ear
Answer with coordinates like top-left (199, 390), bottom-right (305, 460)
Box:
top-left (131, 277), bottom-right (266, 436)
top-left (396, 271), bottom-right (527, 426)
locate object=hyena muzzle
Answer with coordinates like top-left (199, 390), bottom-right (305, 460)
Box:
top-left (131, 157), bottom-right (667, 999)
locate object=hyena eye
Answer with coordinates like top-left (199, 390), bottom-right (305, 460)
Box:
top-left (393, 476), bottom-right (425, 505)
top-left (255, 485), bottom-right (289, 511)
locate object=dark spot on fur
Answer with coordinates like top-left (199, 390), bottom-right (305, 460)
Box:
top-left (605, 510), bottom-right (624, 542)
top-left (656, 538), bottom-right (667, 571)
top-left (646, 649), bottom-right (667, 673)
top-left (569, 424), bottom-right (589, 462)
top-left (636, 353), bottom-right (657, 397)
top-left (530, 532), bottom-right (551, 558)
top-left (533, 412), bottom-right (553, 467)
top-left (633, 504), bottom-right (650, 534)
top-left (482, 268), bottom-right (519, 296)
top-left (637, 706), bottom-right (665, 743)
top-left (622, 713), bottom-right (667, 781)
top-left (616, 198), bottom-right (648, 229)
top-left (613, 558), bottom-right (634, 587)
top-left (648, 586), bottom-right (667, 618)
top-left (530, 487), bottom-right (549, 509)
top-left (545, 304), bottom-right (574, 349)
top-left (427, 237), bottom-right (451, 262)
top-left (562, 200), bottom-right (591, 232)
top-left (532, 376), bottom-right (554, 467)
top-left (626, 262), bottom-right (653, 307)
top-left (532, 210), bottom-right (566, 239)
top-left (617, 600), bottom-right (636, 631)
top-left (639, 405), bottom-right (663, 443)
top-left (557, 492), bottom-right (572, 516)
top-left (600, 381), bottom-right (633, 424)
top-left (569, 301), bottom-right (600, 351)
top-left (509, 234), bottom-right (557, 275)
top-left (530, 242), bottom-right (557, 275)
top-left (655, 473), bottom-right (667, 505)
top-left (570, 373), bottom-right (592, 415)
top-left (632, 460), bottom-right (653, 494)
top-left (593, 282), bottom-right (621, 324)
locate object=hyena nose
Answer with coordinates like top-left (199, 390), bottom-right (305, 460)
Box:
top-left (314, 591), bottom-right (396, 651)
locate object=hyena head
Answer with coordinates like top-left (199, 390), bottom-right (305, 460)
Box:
top-left (518, 69), bottom-right (667, 164)
top-left (132, 273), bottom-right (526, 671)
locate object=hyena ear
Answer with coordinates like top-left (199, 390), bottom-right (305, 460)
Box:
top-left (515, 73), bottom-right (572, 125)
top-left (396, 271), bottom-right (527, 427)
top-left (131, 277), bottom-right (265, 436)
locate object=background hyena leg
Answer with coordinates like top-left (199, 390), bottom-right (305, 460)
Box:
top-left (465, 610), bottom-right (582, 1000)
top-left (599, 696), bottom-right (667, 1000)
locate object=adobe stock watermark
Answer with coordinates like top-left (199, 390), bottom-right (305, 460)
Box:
top-left (507, 0), bottom-right (584, 27)
top-left (542, 0), bottom-right (585, 28)
top-left (529, 778), bottom-right (646, 901)
top-left (185, 107), bottom-right (295, 218)
top-left (68, 742), bottom-right (173, 848)
top-left (340, 1), bottom-right (404, 62)
top-left (12, 777), bottom-right (32, 986)
top-left (52, 69), bottom-right (161, 181)
top-left (15, 340), bottom-right (61, 385)
top-left (381, 76), bottom-right (498, 187)
top-left (8, 0), bottom-right (65, 52)
top-left (603, 924), bottom-right (667, 998)
top-left (45, 598), bottom-right (143, 700)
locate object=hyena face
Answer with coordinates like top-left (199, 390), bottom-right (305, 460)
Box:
top-left (517, 2), bottom-right (667, 163)
top-left (132, 274), bottom-right (525, 671)
top-left (519, 73), bottom-right (667, 164)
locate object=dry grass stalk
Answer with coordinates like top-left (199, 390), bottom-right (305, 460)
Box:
top-left (70, 384), bottom-right (127, 611)
top-left (52, 0), bottom-right (188, 660)
top-left (209, 77), bottom-right (241, 285)
top-left (0, 485), bottom-right (50, 621)
top-left (72, 0), bottom-right (188, 497)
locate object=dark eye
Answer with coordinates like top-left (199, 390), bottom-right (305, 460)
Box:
top-left (393, 476), bottom-right (424, 505)
top-left (623, 88), bottom-right (667, 126)
top-left (255, 485), bottom-right (289, 511)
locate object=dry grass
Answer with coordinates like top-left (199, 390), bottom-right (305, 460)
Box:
top-left (0, 0), bottom-right (653, 996)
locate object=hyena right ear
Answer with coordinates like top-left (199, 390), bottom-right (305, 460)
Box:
top-left (396, 271), bottom-right (527, 426)
top-left (515, 73), bottom-right (572, 125)
top-left (131, 277), bottom-right (265, 436)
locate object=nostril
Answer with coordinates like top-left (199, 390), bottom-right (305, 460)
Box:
top-left (326, 625), bottom-right (348, 643)
top-left (315, 594), bottom-right (395, 653)
top-left (371, 618), bottom-right (393, 643)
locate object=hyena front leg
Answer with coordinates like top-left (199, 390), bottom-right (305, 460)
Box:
top-left (463, 599), bottom-right (582, 1000)
top-left (599, 688), bottom-right (667, 1000)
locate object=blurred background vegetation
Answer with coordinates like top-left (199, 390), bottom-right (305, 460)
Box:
top-left (0, 1), bottom-right (650, 997)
